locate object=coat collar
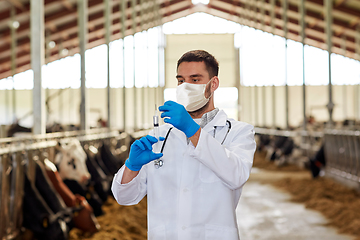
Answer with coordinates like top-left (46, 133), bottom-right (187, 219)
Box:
top-left (203, 110), bottom-right (228, 133)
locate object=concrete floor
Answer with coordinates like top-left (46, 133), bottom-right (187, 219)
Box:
top-left (236, 168), bottom-right (355, 240)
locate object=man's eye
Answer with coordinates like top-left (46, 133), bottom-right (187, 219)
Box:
top-left (192, 79), bottom-right (199, 82)
top-left (178, 80), bottom-right (184, 84)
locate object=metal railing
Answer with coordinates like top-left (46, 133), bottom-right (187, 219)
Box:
top-left (0, 128), bottom-right (132, 240)
top-left (254, 127), bottom-right (324, 157)
top-left (255, 127), bottom-right (360, 186)
top-left (324, 129), bottom-right (360, 183)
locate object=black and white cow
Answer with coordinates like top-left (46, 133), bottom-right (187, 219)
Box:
top-left (55, 139), bottom-right (91, 185)
top-left (44, 159), bottom-right (100, 233)
top-left (257, 131), bottom-right (307, 168)
top-left (54, 139), bottom-right (104, 216)
top-left (99, 142), bottom-right (124, 174)
top-left (85, 145), bottom-right (111, 204)
top-left (22, 156), bottom-right (72, 240)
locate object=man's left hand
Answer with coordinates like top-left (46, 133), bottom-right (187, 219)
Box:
top-left (159, 101), bottom-right (200, 138)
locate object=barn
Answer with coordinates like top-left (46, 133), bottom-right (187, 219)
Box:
top-left (0, 0), bottom-right (360, 239)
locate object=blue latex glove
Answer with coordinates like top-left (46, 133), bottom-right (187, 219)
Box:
top-left (125, 135), bottom-right (163, 171)
top-left (159, 100), bottom-right (200, 138)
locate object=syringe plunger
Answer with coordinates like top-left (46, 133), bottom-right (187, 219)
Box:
top-left (153, 115), bottom-right (159, 127)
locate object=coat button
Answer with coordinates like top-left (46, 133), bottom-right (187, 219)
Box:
top-left (182, 226), bottom-right (186, 230)
top-left (183, 188), bottom-right (188, 192)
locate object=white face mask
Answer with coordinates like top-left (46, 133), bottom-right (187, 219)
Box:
top-left (176, 79), bottom-right (213, 112)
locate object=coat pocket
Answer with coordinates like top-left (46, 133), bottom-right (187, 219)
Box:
top-left (205, 224), bottom-right (239, 240)
top-left (148, 225), bottom-right (166, 240)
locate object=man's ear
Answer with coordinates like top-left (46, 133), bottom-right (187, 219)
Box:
top-left (212, 76), bottom-right (219, 91)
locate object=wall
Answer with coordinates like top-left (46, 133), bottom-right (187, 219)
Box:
top-left (1, 33), bottom-right (359, 131)
top-left (0, 84), bottom-right (358, 131)
top-left (240, 85), bottom-right (359, 128)
top-left (0, 87), bottom-right (161, 131)
top-left (165, 34), bottom-right (235, 88)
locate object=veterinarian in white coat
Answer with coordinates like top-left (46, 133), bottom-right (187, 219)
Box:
top-left (112, 50), bottom-right (256, 240)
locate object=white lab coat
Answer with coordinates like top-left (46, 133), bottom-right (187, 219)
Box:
top-left (112, 110), bottom-right (256, 240)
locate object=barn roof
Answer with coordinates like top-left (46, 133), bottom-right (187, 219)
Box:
top-left (0, 0), bottom-right (359, 80)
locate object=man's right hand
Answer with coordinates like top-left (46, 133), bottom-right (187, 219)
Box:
top-left (159, 101), bottom-right (200, 138)
top-left (125, 135), bottom-right (163, 172)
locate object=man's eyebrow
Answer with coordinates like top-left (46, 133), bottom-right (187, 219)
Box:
top-left (190, 74), bottom-right (203, 78)
top-left (176, 74), bottom-right (203, 79)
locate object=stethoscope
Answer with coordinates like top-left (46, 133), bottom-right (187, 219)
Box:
top-left (154, 120), bottom-right (232, 169)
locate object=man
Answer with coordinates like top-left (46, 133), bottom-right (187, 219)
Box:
top-left (112, 50), bottom-right (256, 240)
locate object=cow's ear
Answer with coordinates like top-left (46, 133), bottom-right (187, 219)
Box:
top-left (55, 141), bottom-right (64, 152)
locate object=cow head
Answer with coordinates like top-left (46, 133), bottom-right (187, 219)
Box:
top-left (55, 138), bottom-right (90, 185)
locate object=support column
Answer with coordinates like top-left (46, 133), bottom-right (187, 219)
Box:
top-left (78, 0), bottom-right (88, 130)
top-left (341, 35), bottom-right (347, 120)
top-left (357, 25), bottom-right (360, 61)
top-left (132, 0), bottom-right (137, 131)
top-left (58, 40), bottom-right (63, 123)
top-left (158, 28), bottom-right (165, 105)
top-left (5, 80), bottom-right (9, 124)
top-left (283, 0), bottom-right (289, 129)
top-left (121, 0), bottom-right (126, 131)
top-left (157, 0), bottom-right (165, 110)
top-left (155, 0), bottom-right (160, 108)
top-left (11, 6), bottom-right (17, 122)
top-left (31, 0), bottom-right (46, 134)
top-left (260, 0), bottom-right (265, 127)
top-left (254, 85), bottom-right (258, 126)
top-left (249, 86), bottom-right (253, 125)
top-left (105, 0), bottom-right (112, 128)
top-left (300, 0), bottom-right (307, 131)
top-left (45, 30), bottom-right (50, 123)
top-left (356, 25), bottom-right (360, 121)
top-left (262, 86), bottom-right (266, 127)
top-left (235, 48), bottom-right (241, 121)
top-left (141, 0), bottom-right (145, 129)
top-left (271, 0), bottom-right (276, 128)
top-left (145, 0), bottom-right (151, 128)
top-left (325, 0), bottom-right (334, 127)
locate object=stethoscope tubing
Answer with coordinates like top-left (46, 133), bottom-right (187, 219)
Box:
top-left (155, 120), bottom-right (232, 168)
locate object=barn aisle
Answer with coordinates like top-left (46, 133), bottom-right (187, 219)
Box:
top-left (237, 168), bottom-right (355, 240)
top-left (69, 153), bottom-right (360, 240)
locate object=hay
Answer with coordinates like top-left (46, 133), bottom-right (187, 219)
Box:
top-left (69, 151), bottom-right (360, 239)
top-left (69, 197), bottom-right (148, 240)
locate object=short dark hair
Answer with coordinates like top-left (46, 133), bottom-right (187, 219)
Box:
top-left (177, 50), bottom-right (219, 78)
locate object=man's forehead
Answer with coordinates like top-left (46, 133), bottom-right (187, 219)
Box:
top-left (177, 61), bottom-right (208, 76)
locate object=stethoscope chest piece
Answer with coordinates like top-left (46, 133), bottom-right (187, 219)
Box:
top-left (154, 127), bottom-right (173, 169)
top-left (154, 159), bottom-right (163, 169)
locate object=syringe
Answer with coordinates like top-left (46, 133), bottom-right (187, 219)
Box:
top-left (153, 105), bottom-right (160, 154)
top-left (153, 105), bottom-right (163, 168)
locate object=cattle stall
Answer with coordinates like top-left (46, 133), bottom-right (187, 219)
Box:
top-left (324, 129), bottom-right (360, 189)
top-left (0, 128), bottom-right (133, 240)
top-left (255, 127), bottom-right (360, 189)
